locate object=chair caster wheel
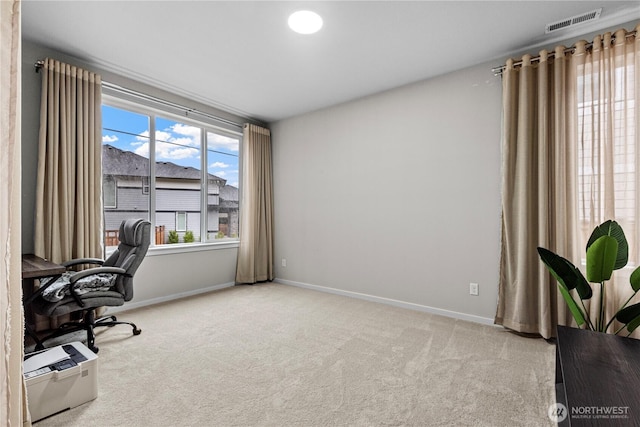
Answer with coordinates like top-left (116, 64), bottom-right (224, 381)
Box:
top-left (133, 328), bottom-right (142, 335)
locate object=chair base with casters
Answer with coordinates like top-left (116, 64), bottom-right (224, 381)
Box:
top-left (32, 308), bottom-right (141, 353)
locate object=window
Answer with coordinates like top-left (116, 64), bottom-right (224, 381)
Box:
top-left (176, 212), bottom-right (187, 232)
top-left (101, 99), bottom-right (241, 250)
top-left (577, 52), bottom-right (637, 264)
top-left (142, 176), bottom-right (150, 194)
top-left (103, 175), bottom-right (116, 208)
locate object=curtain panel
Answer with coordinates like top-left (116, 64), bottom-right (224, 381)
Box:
top-left (33, 58), bottom-right (103, 330)
top-left (34, 58), bottom-right (103, 263)
top-left (0, 1), bottom-right (29, 425)
top-left (496, 25), bottom-right (639, 339)
top-left (235, 124), bottom-right (274, 284)
top-left (572, 27), bottom-right (640, 334)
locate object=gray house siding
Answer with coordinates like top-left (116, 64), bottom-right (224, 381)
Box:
top-left (104, 210), bottom-right (150, 232)
top-left (156, 188), bottom-right (200, 211)
top-left (109, 185), bottom-right (149, 212)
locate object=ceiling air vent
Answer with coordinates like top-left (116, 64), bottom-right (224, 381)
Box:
top-left (545, 8), bottom-right (602, 34)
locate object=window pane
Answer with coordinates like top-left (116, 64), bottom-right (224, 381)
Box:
top-left (103, 175), bottom-right (116, 208)
top-left (176, 212), bottom-right (187, 232)
top-left (207, 131), bottom-right (240, 240)
top-left (155, 117), bottom-right (202, 245)
top-left (102, 105), bottom-right (150, 250)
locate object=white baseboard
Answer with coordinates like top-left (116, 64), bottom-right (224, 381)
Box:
top-left (275, 278), bottom-right (496, 327)
top-left (105, 282), bottom-right (236, 314)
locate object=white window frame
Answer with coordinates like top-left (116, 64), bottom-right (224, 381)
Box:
top-left (102, 94), bottom-right (242, 253)
top-left (176, 211), bottom-right (187, 232)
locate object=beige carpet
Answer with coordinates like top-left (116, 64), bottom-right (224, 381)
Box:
top-left (32, 283), bottom-right (556, 426)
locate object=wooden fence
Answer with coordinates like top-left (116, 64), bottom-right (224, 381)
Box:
top-left (105, 225), bottom-right (165, 246)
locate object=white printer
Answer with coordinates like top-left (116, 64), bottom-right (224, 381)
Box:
top-left (23, 341), bottom-right (98, 422)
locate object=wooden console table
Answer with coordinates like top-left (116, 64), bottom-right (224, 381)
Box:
top-left (556, 325), bottom-right (640, 426)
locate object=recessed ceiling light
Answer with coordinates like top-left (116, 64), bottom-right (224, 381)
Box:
top-left (288, 10), bottom-right (323, 35)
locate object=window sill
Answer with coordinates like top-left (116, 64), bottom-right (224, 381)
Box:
top-left (146, 240), bottom-right (239, 256)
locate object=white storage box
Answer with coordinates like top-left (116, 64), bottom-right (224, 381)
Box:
top-left (24, 341), bottom-right (98, 422)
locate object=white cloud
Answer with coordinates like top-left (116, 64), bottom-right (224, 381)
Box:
top-left (207, 132), bottom-right (239, 152)
top-left (103, 134), bottom-right (118, 143)
top-left (127, 125), bottom-right (240, 165)
top-left (172, 123), bottom-right (200, 141)
top-left (213, 170), bottom-right (227, 177)
top-left (210, 161), bottom-right (229, 168)
top-left (134, 142), bottom-right (149, 157)
top-left (132, 128), bottom-right (201, 161)
top-left (156, 142), bottom-right (198, 160)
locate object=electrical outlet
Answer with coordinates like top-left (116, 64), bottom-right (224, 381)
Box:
top-left (281, 258), bottom-right (287, 267)
top-left (469, 282), bottom-right (479, 296)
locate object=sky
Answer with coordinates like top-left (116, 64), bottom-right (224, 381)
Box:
top-left (102, 105), bottom-right (240, 188)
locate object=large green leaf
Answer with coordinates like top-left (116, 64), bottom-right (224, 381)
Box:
top-left (537, 247), bottom-right (593, 299)
top-left (626, 316), bottom-right (640, 334)
top-left (538, 247), bottom-right (576, 290)
top-left (586, 235), bottom-right (618, 282)
top-left (586, 220), bottom-right (628, 270)
top-left (615, 302), bottom-right (640, 324)
top-left (571, 264), bottom-right (593, 300)
top-left (558, 284), bottom-right (587, 327)
top-left (630, 266), bottom-right (640, 292)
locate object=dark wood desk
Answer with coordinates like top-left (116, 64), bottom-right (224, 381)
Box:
top-left (21, 254), bottom-right (66, 330)
top-left (556, 325), bottom-right (640, 426)
top-left (22, 254), bottom-right (66, 280)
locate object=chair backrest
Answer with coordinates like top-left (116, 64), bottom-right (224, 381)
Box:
top-left (104, 218), bottom-right (151, 301)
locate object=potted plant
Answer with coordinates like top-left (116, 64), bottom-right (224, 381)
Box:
top-left (537, 220), bottom-right (640, 336)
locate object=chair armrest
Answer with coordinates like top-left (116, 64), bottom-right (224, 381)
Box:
top-left (62, 258), bottom-right (105, 268)
top-left (68, 266), bottom-right (127, 283)
top-left (24, 273), bottom-right (63, 306)
top-left (67, 266), bottom-right (127, 307)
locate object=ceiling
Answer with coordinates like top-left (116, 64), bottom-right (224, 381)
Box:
top-left (22, 1), bottom-right (640, 123)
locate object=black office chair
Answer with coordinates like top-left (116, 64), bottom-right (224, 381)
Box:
top-left (30, 218), bottom-right (151, 353)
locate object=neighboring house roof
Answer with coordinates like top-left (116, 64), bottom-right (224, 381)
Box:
top-left (103, 144), bottom-right (226, 184)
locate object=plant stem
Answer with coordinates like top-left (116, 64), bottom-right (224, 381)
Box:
top-left (579, 297), bottom-right (595, 331)
top-left (599, 282), bottom-right (605, 332)
top-left (614, 323), bottom-right (627, 335)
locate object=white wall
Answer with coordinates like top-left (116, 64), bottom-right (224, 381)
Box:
top-left (271, 62), bottom-right (502, 322)
top-left (125, 246), bottom-right (238, 308)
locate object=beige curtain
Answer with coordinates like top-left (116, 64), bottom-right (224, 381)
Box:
top-left (35, 58), bottom-right (103, 263)
top-left (33, 59), bottom-right (103, 329)
top-left (235, 124), bottom-right (274, 284)
top-left (0, 1), bottom-right (30, 425)
top-left (496, 25), bottom-right (639, 339)
top-left (574, 26), bottom-right (640, 336)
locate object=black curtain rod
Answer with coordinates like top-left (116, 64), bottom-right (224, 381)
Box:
top-left (34, 59), bottom-right (245, 130)
top-left (492, 29), bottom-right (637, 76)
top-left (102, 82), bottom-right (244, 130)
